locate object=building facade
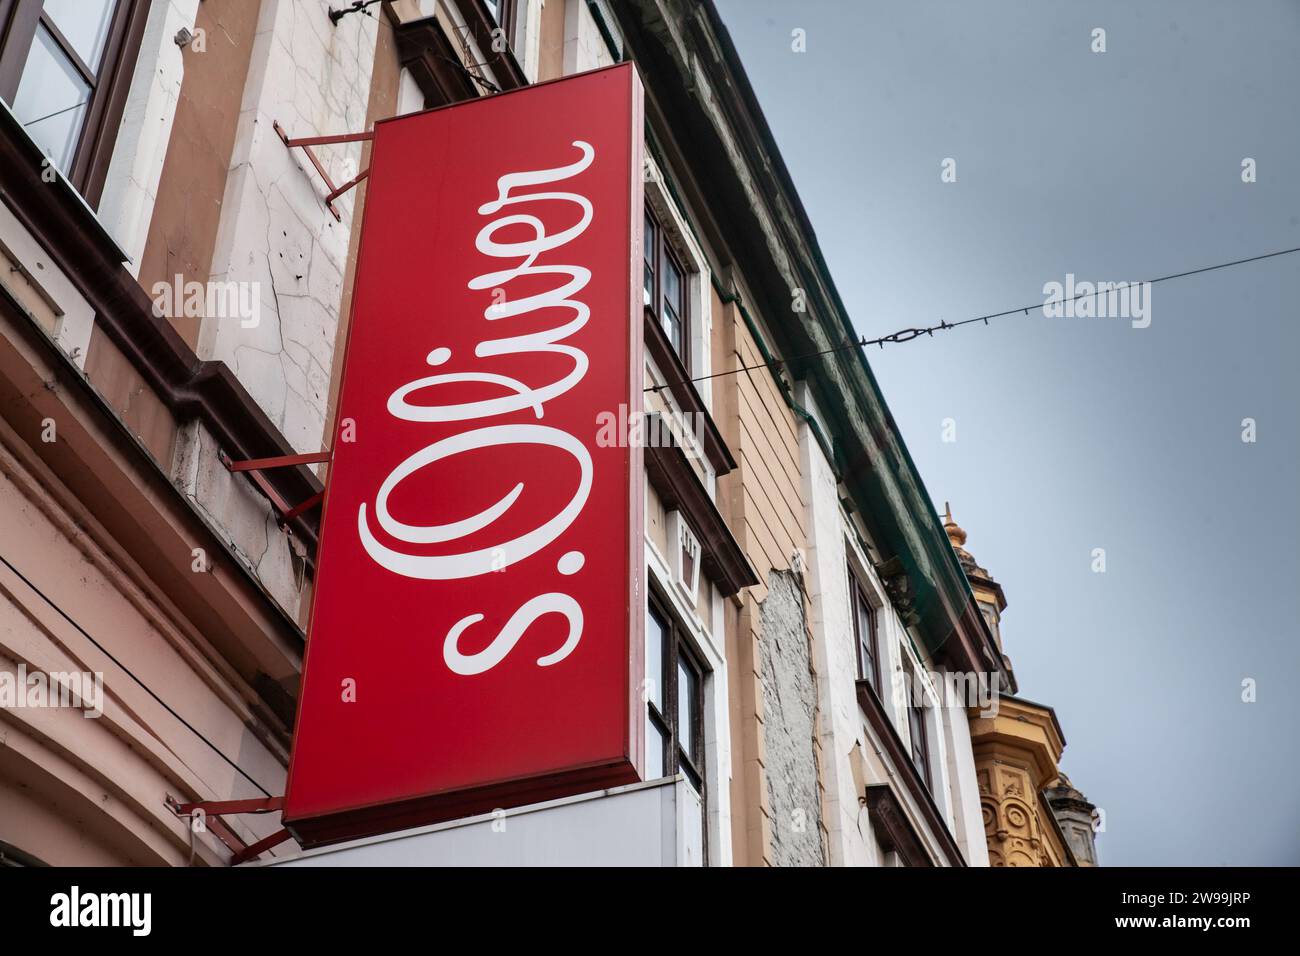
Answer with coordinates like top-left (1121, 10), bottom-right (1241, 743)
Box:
top-left (944, 508), bottom-right (1100, 866)
top-left (0, 0), bottom-right (1092, 867)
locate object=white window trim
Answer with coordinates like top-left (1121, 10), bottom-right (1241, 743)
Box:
top-left (644, 537), bottom-right (732, 866)
top-left (98, 0), bottom-right (200, 276)
top-left (843, 514), bottom-right (955, 828)
top-left (644, 153), bottom-right (713, 405)
top-left (396, 67), bottom-right (425, 116)
top-left (513, 0), bottom-right (542, 81)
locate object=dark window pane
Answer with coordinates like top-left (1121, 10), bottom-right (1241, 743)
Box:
top-left (646, 598), bottom-right (707, 813)
top-left (678, 657), bottom-right (698, 764)
top-left (852, 583), bottom-right (876, 687)
top-left (643, 215), bottom-right (656, 306)
top-left (12, 25), bottom-right (90, 170)
top-left (860, 638), bottom-right (875, 686)
top-left (44, 0), bottom-right (117, 71)
top-left (908, 698), bottom-right (929, 786)
top-left (663, 254), bottom-right (683, 313)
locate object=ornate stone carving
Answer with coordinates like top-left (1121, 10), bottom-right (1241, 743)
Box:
top-left (979, 762), bottom-right (1053, 867)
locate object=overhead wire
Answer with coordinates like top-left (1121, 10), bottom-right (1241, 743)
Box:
top-left (0, 550), bottom-right (276, 798)
top-left (646, 245), bottom-right (1300, 392)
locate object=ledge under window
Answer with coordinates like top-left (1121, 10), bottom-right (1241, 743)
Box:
top-left (644, 304), bottom-right (735, 476)
top-left (855, 677), bottom-right (965, 866)
top-left (645, 440), bottom-right (755, 598)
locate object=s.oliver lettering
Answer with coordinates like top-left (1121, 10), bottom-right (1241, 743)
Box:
top-left (356, 142), bottom-right (597, 676)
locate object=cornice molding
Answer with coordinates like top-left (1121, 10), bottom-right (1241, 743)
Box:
top-left (615, 0), bottom-right (1010, 688)
top-left (864, 784), bottom-right (932, 867)
top-left (0, 282), bottom-right (306, 727)
top-left (0, 112), bottom-right (323, 561)
top-left (392, 13), bottom-right (480, 106)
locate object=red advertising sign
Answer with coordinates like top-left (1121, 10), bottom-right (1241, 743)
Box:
top-left (284, 64), bottom-right (645, 848)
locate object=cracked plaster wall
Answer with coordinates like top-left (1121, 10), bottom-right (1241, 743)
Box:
top-left (170, 1), bottom-right (379, 616)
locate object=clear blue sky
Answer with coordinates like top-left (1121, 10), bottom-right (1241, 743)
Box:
top-left (714, 0), bottom-right (1300, 865)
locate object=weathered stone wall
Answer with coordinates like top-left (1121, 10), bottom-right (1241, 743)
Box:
top-left (758, 568), bottom-right (826, 866)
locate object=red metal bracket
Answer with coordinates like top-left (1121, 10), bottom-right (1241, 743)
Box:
top-left (274, 121), bottom-right (373, 221)
top-left (167, 796), bottom-right (284, 816)
top-left (232, 829), bottom-right (293, 865)
top-left (166, 796), bottom-right (292, 865)
top-left (222, 450), bottom-right (332, 473)
top-left (220, 450), bottom-right (330, 526)
top-left (281, 490), bottom-right (324, 523)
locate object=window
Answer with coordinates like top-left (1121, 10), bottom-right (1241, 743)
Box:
top-left (482, 0), bottom-right (517, 46)
top-left (904, 662), bottom-right (932, 790)
top-left (0, 0), bottom-right (146, 204)
top-left (643, 205), bottom-right (689, 366)
top-left (645, 596), bottom-right (705, 794)
top-left (850, 569), bottom-right (879, 693)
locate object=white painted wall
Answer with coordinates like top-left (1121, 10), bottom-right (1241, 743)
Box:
top-left (153, 1), bottom-right (382, 616)
top-left (798, 383), bottom-right (987, 866)
top-left (263, 777), bottom-right (702, 866)
top-left (942, 685), bottom-right (990, 865)
top-left (518, 0), bottom-right (544, 82)
top-left (200, 0), bottom-right (378, 456)
top-left (563, 0), bottom-right (615, 74)
top-left (800, 391), bottom-right (879, 866)
top-left (98, 0), bottom-right (200, 276)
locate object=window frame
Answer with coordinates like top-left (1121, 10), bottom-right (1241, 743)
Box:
top-left (643, 203), bottom-right (690, 370)
top-left (646, 590), bottom-right (706, 794)
top-left (849, 566), bottom-right (880, 696)
top-left (485, 0), bottom-right (518, 37)
top-left (903, 660), bottom-right (932, 791)
top-left (0, 0), bottom-right (148, 206)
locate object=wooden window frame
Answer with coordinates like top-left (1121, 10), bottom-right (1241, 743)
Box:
top-left (0, 0), bottom-right (150, 207)
top-left (643, 203), bottom-right (690, 370)
top-left (850, 566), bottom-right (880, 696)
top-left (646, 591), bottom-right (706, 795)
top-left (483, 0), bottom-right (518, 45)
top-left (904, 661), bottom-right (932, 791)
top-left (457, 0), bottom-right (526, 91)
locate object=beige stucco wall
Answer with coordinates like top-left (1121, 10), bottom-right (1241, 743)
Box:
top-left (714, 287), bottom-right (824, 867)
